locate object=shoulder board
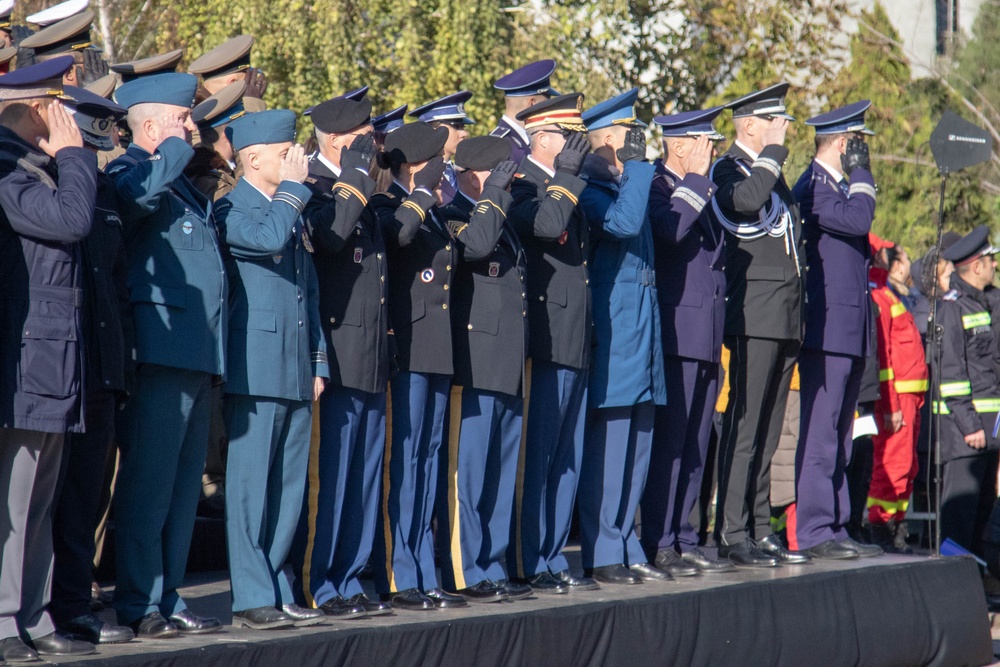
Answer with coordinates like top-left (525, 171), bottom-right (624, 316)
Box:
top-left (491, 127), bottom-right (511, 139)
top-left (943, 289), bottom-right (960, 301)
top-left (304, 177), bottom-right (318, 185)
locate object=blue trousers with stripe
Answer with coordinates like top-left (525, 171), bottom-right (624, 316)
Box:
top-left (439, 386), bottom-right (523, 591)
top-left (579, 402), bottom-right (655, 569)
top-left (372, 372), bottom-right (449, 594)
top-left (290, 385), bottom-right (385, 606)
top-left (225, 396), bottom-right (311, 612)
top-left (509, 361), bottom-right (587, 578)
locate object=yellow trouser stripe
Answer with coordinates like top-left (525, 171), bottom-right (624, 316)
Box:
top-left (894, 379), bottom-right (928, 393)
top-left (447, 386), bottom-right (466, 590)
top-left (301, 400), bottom-right (322, 608)
top-left (879, 368), bottom-right (895, 382)
top-left (380, 384), bottom-right (396, 592)
top-left (940, 381), bottom-right (972, 397)
top-left (932, 401), bottom-right (950, 415)
top-left (513, 358), bottom-right (532, 578)
top-left (963, 311), bottom-right (991, 329)
top-left (866, 497), bottom-right (910, 513)
top-left (890, 302), bottom-right (907, 318)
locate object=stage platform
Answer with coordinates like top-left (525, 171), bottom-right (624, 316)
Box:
top-left (64, 551), bottom-right (992, 667)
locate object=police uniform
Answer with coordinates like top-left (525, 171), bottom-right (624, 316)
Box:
top-left (107, 73), bottom-right (225, 635)
top-left (638, 108), bottom-right (734, 574)
top-left (936, 227), bottom-right (1000, 557)
top-left (408, 91), bottom-right (475, 206)
top-left (794, 101), bottom-right (879, 556)
top-left (491, 60), bottom-right (559, 165)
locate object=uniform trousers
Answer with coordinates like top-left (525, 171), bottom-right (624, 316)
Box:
top-left (372, 372), bottom-right (449, 594)
top-left (579, 402), bottom-right (655, 569)
top-left (225, 396), bottom-right (311, 611)
top-left (795, 349), bottom-right (863, 548)
top-left (113, 365), bottom-right (212, 624)
top-left (51, 390), bottom-right (116, 623)
top-left (641, 357), bottom-right (719, 554)
top-left (716, 336), bottom-right (799, 546)
top-left (868, 392), bottom-right (923, 525)
top-left (509, 361), bottom-right (586, 578)
top-left (941, 450), bottom-right (999, 557)
top-left (291, 385), bottom-right (385, 607)
top-left (0, 428), bottom-right (63, 641)
top-left (440, 386), bottom-right (522, 590)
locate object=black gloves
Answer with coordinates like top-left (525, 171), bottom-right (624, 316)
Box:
top-left (413, 156), bottom-right (446, 191)
top-left (554, 132), bottom-right (590, 176)
top-left (841, 136), bottom-right (871, 174)
top-left (341, 133), bottom-right (377, 173)
top-left (616, 126), bottom-right (647, 163)
top-left (483, 160), bottom-right (518, 191)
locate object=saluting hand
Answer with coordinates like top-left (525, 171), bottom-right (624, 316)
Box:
top-left (483, 160), bottom-right (518, 191)
top-left (554, 132), bottom-right (590, 176)
top-left (680, 135), bottom-right (713, 178)
top-left (761, 117), bottom-right (789, 148)
top-left (279, 144), bottom-right (310, 184)
top-left (341, 133), bottom-right (377, 172)
top-left (246, 68), bottom-right (269, 99)
top-left (616, 126), bottom-right (647, 164)
top-left (38, 100), bottom-right (83, 157)
top-left (313, 377), bottom-right (326, 402)
top-left (413, 156), bottom-right (446, 192)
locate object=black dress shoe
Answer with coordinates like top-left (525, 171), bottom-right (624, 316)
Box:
top-left (456, 580), bottom-right (508, 603)
top-left (319, 596), bottom-right (367, 619)
top-left (168, 609), bottom-right (223, 635)
top-left (281, 604), bottom-right (326, 627)
top-left (758, 534), bottom-right (812, 564)
top-left (516, 572), bottom-right (567, 594)
top-left (588, 564), bottom-right (642, 585)
top-left (680, 547), bottom-right (736, 573)
top-left (129, 612), bottom-right (178, 639)
top-left (805, 539), bottom-right (859, 560)
top-left (0, 636), bottom-right (39, 663)
top-left (552, 570), bottom-right (600, 591)
top-left (652, 548), bottom-right (700, 577)
top-left (380, 588), bottom-right (434, 611)
top-left (232, 607), bottom-right (295, 630)
top-left (718, 538), bottom-right (780, 568)
top-left (58, 613), bottom-right (134, 644)
top-left (424, 588), bottom-right (469, 609)
top-left (349, 593), bottom-right (393, 617)
top-left (27, 632), bottom-right (95, 656)
top-left (630, 562), bottom-right (674, 582)
top-left (497, 579), bottom-right (532, 601)
top-left (838, 537), bottom-right (884, 558)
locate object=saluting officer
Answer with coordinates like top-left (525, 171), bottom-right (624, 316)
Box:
top-left (491, 60), bottom-right (559, 165)
top-left (108, 72), bottom-right (224, 638)
top-left (794, 101), bottom-right (881, 560)
top-left (185, 81), bottom-right (247, 202)
top-left (19, 11), bottom-right (105, 86)
top-left (639, 107), bottom-right (735, 576)
top-left (371, 104), bottom-right (407, 192)
top-left (408, 91), bottom-right (475, 205)
top-left (187, 34), bottom-right (267, 109)
top-left (936, 227), bottom-right (1000, 558)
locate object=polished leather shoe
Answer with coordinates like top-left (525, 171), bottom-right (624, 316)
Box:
top-left (58, 613), bottom-right (134, 644)
top-left (652, 548), bottom-right (700, 577)
top-left (805, 539), bottom-right (859, 560)
top-left (232, 607), bottom-right (295, 630)
top-left (129, 612), bottom-right (178, 639)
top-left (839, 537), bottom-right (884, 558)
top-left (680, 547), bottom-right (736, 574)
top-left (281, 604), bottom-right (326, 627)
top-left (169, 609), bottom-right (223, 635)
top-left (516, 572), bottom-right (568, 594)
top-left (349, 593), bottom-right (393, 617)
top-left (588, 564), bottom-right (642, 585)
top-left (552, 570), bottom-right (600, 591)
top-left (719, 538), bottom-right (779, 568)
top-left (319, 596), bottom-right (367, 618)
top-left (381, 588), bottom-right (434, 611)
top-left (28, 632), bottom-right (95, 656)
top-left (424, 588), bottom-right (469, 609)
top-left (497, 579), bottom-right (532, 601)
top-left (0, 636), bottom-right (39, 663)
top-left (758, 534), bottom-right (812, 564)
top-left (456, 580), bottom-right (508, 603)
top-left (630, 562), bottom-right (674, 582)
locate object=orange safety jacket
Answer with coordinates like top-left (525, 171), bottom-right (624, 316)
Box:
top-left (870, 267), bottom-right (928, 414)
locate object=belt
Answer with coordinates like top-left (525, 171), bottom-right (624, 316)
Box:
top-left (28, 284), bottom-right (83, 308)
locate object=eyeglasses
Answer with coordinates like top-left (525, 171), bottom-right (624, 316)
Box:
top-left (436, 120), bottom-right (468, 130)
top-left (531, 128), bottom-right (573, 138)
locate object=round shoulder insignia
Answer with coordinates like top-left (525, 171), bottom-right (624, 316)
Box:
top-left (181, 221), bottom-right (194, 235)
top-left (943, 289), bottom-right (960, 301)
top-left (421, 268), bottom-right (435, 283)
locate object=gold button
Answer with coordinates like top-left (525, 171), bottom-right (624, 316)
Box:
top-left (585, 279), bottom-right (589, 285)
top-left (380, 298), bottom-right (385, 304)
top-left (467, 323), bottom-right (473, 330)
top-left (446, 245), bottom-right (451, 251)
top-left (377, 253), bottom-right (382, 259)
top-left (583, 260), bottom-right (587, 266)
top-left (380, 276), bottom-right (384, 282)
top-left (521, 292), bottom-right (526, 298)
top-left (443, 285), bottom-right (449, 290)
top-left (329, 317), bottom-right (336, 324)
top-left (446, 265), bottom-right (452, 271)
top-left (442, 304), bottom-right (448, 310)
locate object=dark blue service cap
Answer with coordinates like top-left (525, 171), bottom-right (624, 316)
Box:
top-left (454, 135), bottom-right (511, 172)
top-left (303, 86), bottom-right (368, 116)
top-left (806, 100), bottom-right (875, 136)
top-left (114, 72), bottom-right (198, 109)
top-left (409, 91), bottom-right (475, 125)
top-left (0, 55), bottom-right (73, 101)
top-left (382, 121), bottom-right (448, 166)
top-left (654, 106), bottom-right (725, 140)
top-left (309, 96), bottom-right (372, 134)
top-left (373, 104), bottom-right (407, 134)
top-left (582, 87), bottom-right (646, 131)
top-left (727, 82), bottom-right (794, 121)
top-left (494, 60), bottom-right (558, 97)
top-left (225, 109), bottom-right (297, 152)
top-left (941, 225), bottom-right (999, 266)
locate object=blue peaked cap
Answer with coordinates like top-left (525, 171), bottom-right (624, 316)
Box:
top-left (494, 60), bottom-right (558, 97)
top-left (373, 104), bottom-right (407, 134)
top-left (806, 100), bottom-right (875, 136)
top-left (225, 109), bottom-right (297, 152)
top-left (409, 91), bottom-right (475, 125)
top-left (654, 106), bottom-right (725, 140)
top-left (115, 72), bottom-right (198, 110)
top-left (582, 88), bottom-right (646, 131)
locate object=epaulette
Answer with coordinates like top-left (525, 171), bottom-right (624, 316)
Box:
top-left (943, 289), bottom-right (960, 301)
top-left (491, 127), bottom-right (511, 139)
top-left (304, 176), bottom-right (318, 185)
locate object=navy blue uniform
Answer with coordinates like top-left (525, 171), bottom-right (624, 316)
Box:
top-left (490, 117), bottom-right (530, 165)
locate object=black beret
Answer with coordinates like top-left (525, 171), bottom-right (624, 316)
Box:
top-left (310, 97), bottom-right (372, 134)
top-left (380, 121), bottom-right (448, 168)
top-left (454, 136), bottom-right (512, 171)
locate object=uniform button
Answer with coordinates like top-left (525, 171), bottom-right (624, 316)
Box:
top-left (100, 321), bottom-right (106, 328)
top-left (523, 311), bottom-right (527, 317)
top-left (585, 279), bottom-right (589, 285)
top-left (380, 276), bottom-right (385, 282)
top-left (521, 292), bottom-right (526, 298)
top-left (446, 265), bottom-right (452, 271)
top-left (380, 298), bottom-right (385, 304)
top-left (330, 317), bottom-right (336, 324)
top-left (299, 321), bottom-right (304, 327)
top-left (93, 267), bottom-right (99, 273)
top-left (104, 380), bottom-right (110, 386)
top-left (539, 296), bottom-right (545, 302)
top-left (298, 294), bottom-right (303, 301)
top-left (467, 323), bottom-right (473, 330)
top-left (445, 245), bottom-right (451, 251)
top-left (580, 242), bottom-right (584, 249)
top-left (377, 253), bottom-right (382, 259)
top-left (443, 285), bottom-right (449, 290)
top-left (442, 304), bottom-right (448, 310)
top-left (583, 260), bottom-right (587, 266)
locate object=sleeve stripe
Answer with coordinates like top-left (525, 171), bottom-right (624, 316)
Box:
top-left (546, 185), bottom-right (579, 205)
top-left (477, 199), bottom-right (508, 217)
top-left (849, 182), bottom-right (877, 200)
top-left (333, 181), bottom-right (369, 206)
top-left (401, 199), bottom-right (427, 222)
top-left (752, 157), bottom-right (782, 178)
top-left (673, 187), bottom-right (707, 211)
top-left (273, 192), bottom-right (305, 211)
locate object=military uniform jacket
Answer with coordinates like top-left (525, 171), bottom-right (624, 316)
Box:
top-left (509, 157), bottom-right (592, 370)
top-left (793, 160), bottom-right (876, 358)
top-left (0, 128), bottom-right (96, 433)
top-left (107, 138), bottom-right (227, 377)
top-left (710, 143), bottom-right (803, 340)
top-left (216, 178), bottom-right (329, 401)
top-left (372, 181), bottom-right (456, 376)
top-left (937, 274), bottom-right (1000, 462)
top-left (650, 161), bottom-right (724, 363)
top-left (302, 155), bottom-right (388, 394)
top-left (443, 188), bottom-right (526, 397)
top-left (580, 157), bottom-right (665, 408)
top-left (184, 144), bottom-right (238, 203)
top-left (490, 116), bottom-right (530, 165)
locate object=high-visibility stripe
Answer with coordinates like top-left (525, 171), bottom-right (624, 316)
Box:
top-left (513, 359), bottom-right (532, 578)
top-left (932, 401), bottom-right (950, 415)
top-left (963, 311), bottom-right (991, 329)
top-left (301, 400), bottom-right (323, 608)
top-left (866, 497), bottom-right (909, 513)
top-left (879, 368), bottom-right (895, 382)
top-left (940, 381), bottom-right (972, 397)
top-left (380, 385), bottom-right (396, 592)
top-left (974, 398), bottom-right (1000, 413)
top-left (770, 512), bottom-right (787, 533)
top-left (894, 379), bottom-right (928, 393)
top-left (447, 386), bottom-right (466, 590)
top-left (890, 302), bottom-right (907, 318)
